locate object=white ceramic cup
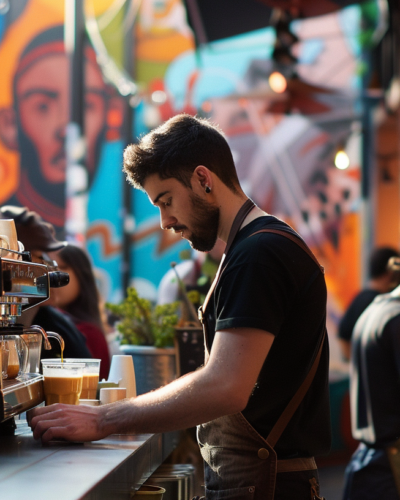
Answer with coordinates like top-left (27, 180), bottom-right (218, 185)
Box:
top-left (100, 387), bottom-right (127, 404)
top-left (0, 219), bottom-right (20, 259)
top-left (107, 355), bottom-right (136, 398)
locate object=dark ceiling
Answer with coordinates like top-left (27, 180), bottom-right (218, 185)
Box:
top-left (183, 0), bottom-right (375, 45)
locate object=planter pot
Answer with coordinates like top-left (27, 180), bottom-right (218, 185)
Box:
top-left (120, 345), bottom-right (177, 395)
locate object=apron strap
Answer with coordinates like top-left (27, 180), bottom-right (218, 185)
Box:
top-left (225, 198), bottom-right (256, 254)
top-left (267, 328), bottom-right (326, 448)
top-left (249, 228), bottom-right (324, 274)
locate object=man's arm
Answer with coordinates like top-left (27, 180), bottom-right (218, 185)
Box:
top-left (28, 327), bottom-right (274, 443)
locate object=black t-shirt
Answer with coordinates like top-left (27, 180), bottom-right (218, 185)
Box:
top-left (33, 306), bottom-right (93, 360)
top-left (338, 289), bottom-right (380, 342)
top-left (351, 293), bottom-right (400, 446)
top-left (204, 216), bottom-right (331, 458)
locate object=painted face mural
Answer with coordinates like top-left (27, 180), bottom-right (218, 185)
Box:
top-left (0, 25), bottom-right (122, 234)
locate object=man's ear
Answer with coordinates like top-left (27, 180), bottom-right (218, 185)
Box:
top-left (0, 107), bottom-right (18, 150)
top-left (192, 165), bottom-right (212, 191)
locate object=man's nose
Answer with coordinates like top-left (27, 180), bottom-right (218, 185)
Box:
top-left (160, 211), bottom-right (176, 231)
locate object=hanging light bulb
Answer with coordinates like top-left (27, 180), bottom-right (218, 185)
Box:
top-left (334, 150), bottom-right (350, 170)
top-left (269, 71), bottom-right (287, 93)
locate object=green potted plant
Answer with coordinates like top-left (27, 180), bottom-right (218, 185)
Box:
top-left (106, 287), bottom-right (180, 395)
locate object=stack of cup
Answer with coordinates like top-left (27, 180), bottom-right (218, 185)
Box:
top-left (104, 355), bottom-right (136, 403)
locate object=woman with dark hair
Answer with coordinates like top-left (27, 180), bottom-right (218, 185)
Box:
top-left (50, 244), bottom-right (111, 380)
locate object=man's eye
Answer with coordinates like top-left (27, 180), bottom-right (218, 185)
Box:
top-left (164, 198), bottom-right (171, 207)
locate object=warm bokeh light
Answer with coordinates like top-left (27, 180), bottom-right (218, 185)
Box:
top-left (269, 71), bottom-right (287, 93)
top-left (334, 150), bottom-right (350, 170)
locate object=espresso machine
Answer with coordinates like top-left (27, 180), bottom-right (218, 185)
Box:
top-left (0, 247), bottom-right (68, 433)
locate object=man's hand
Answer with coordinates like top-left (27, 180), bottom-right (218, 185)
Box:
top-left (27, 403), bottom-right (112, 444)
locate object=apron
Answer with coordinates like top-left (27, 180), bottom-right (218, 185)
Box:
top-left (197, 199), bottom-right (325, 500)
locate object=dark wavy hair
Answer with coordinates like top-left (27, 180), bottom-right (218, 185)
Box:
top-left (123, 114), bottom-right (240, 193)
top-left (369, 246), bottom-right (400, 279)
top-left (57, 244), bottom-right (104, 331)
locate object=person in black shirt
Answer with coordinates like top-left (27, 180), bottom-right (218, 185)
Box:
top-left (0, 205), bottom-right (92, 360)
top-left (342, 284), bottom-right (400, 499)
top-left (29, 114), bottom-right (329, 500)
top-left (337, 246), bottom-right (399, 361)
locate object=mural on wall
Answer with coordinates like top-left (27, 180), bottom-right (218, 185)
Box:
top-left (0, 0), bottom-right (378, 362)
top-left (0, 1), bottom-right (123, 233)
top-left (0, 0), bottom-right (194, 303)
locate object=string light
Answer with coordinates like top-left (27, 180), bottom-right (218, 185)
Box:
top-left (269, 72), bottom-right (287, 93)
top-left (334, 150), bottom-right (350, 170)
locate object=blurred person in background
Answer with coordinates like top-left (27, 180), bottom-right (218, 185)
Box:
top-left (342, 256), bottom-right (400, 499)
top-left (337, 246), bottom-right (400, 361)
top-left (49, 244), bottom-right (111, 380)
top-left (0, 205), bottom-right (92, 360)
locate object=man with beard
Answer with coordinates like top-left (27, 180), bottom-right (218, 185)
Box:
top-left (0, 25), bottom-right (121, 235)
top-left (28, 114), bottom-right (330, 500)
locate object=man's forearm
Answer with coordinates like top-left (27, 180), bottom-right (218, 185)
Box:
top-left (99, 366), bottom-right (242, 436)
top-left (29, 328), bottom-right (272, 443)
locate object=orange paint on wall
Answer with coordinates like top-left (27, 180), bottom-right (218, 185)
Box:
top-left (317, 213), bottom-right (361, 312)
top-left (135, 28), bottom-right (194, 62)
top-left (375, 111), bottom-right (400, 250)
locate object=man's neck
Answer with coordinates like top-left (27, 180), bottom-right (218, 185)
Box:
top-left (240, 205), bottom-right (268, 229)
top-left (218, 195), bottom-right (267, 243)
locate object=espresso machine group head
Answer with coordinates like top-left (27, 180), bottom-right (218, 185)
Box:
top-left (0, 247), bottom-right (69, 428)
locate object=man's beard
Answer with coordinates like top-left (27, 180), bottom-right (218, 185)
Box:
top-left (185, 191), bottom-right (220, 252)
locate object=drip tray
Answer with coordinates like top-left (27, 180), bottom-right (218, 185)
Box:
top-left (1, 373), bottom-right (44, 422)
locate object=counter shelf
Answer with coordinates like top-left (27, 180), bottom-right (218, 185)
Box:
top-left (0, 418), bottom-right (181, 500)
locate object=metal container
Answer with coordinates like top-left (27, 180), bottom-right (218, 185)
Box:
top-left (147, 464), bottom-right (196, 500)
top-left (145, 475), bottom-right (185, 500)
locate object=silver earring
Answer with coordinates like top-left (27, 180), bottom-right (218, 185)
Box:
top-left (205, 186), bottom-right (211, 194)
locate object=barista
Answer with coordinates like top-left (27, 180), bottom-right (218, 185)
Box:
top-left (0, 205), bottom-right (92, 359)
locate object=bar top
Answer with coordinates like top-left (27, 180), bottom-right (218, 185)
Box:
top-left (0, 419), bottom-right (180, 500)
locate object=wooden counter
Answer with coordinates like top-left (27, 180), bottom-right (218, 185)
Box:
top-left (0, 418), bottom-right (181, 500)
